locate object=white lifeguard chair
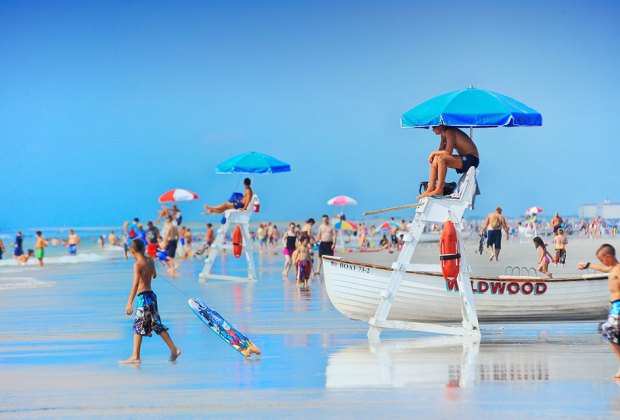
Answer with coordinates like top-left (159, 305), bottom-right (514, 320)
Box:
top-left (199, 195), bottom-right (258, 282)
top-left (366, 168), bottom-right (481, 342)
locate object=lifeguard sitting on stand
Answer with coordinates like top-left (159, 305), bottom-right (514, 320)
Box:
top-left (204, 178), bottom-right (253, 214)
top-left (418, 125), bottom-right (480, 199)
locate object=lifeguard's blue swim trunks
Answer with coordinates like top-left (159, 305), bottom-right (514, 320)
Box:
top-left (602, 300), bottom-right (620, 345)
top-left (133, 290), bottom-right (168, 336)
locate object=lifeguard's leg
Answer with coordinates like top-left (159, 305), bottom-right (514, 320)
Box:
top-left (204, 202), bottom-right (234, 214)
top-left (417, 158), bottom-right (439, 199)
top-left (427, 155), bottom-right (462, 196)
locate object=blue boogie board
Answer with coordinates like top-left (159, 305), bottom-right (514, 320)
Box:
top-left (188, 298), bottom-right (261, 357)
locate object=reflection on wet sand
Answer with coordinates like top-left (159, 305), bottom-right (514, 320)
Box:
top-left (326, 334), bottom-right (612, 388)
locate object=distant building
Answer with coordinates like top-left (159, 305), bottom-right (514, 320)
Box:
top-left (578, 200), bottom-right (620, 219)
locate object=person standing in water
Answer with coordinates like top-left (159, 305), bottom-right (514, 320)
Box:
top-left (68, 229), bottom-right (80, 255)
top-left (315, 215), bottom-right (337, 275)
top-left (13, 231), bottom-right (24, 260)
top-left (121, 239), bottom-right (181, 365)
top-left (34, 231), bottom-right (48, 267)
top-left (578, 244), bottom-right (620, 378)
top-left (282, 222), bottom-right (298, 277)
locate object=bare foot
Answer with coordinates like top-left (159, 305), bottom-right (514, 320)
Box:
top-left (425, 188), bottom-right (443, 197)
top-left (169, 348), bottom-right (182, 361)
top-left (613, 368), bottom-right (620, 379)
top-left (119, 357), bottom-right (141, 364)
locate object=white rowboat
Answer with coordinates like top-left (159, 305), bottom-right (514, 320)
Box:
top-left (323, 255), bottom-right (608, 323)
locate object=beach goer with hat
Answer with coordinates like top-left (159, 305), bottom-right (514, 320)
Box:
top-left (578, 244), bottom-right (620, 378)
top-left (315, 215), bottom-right (337, 275)
top-left (418, 125), bottom-right (479, 199)
top-left (480, 207), bottom-right (509, 261)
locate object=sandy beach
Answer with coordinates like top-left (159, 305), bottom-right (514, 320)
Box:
top-left (1, 237), bottom-right (620, 418)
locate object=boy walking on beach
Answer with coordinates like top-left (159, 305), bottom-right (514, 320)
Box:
top-left (578, 244), bottom-right (620, 378)
top-left (121, 239), bottom-right (181, 364)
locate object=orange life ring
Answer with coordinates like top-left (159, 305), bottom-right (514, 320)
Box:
top-left (232, 225), bottom-right (243, 258)
top-left (439, 220), bottom-right (460, 281)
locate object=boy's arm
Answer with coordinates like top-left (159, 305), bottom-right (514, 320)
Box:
top-left (150, 257), bottom-right (157, 279)
top-left (126, 264), bottom-right (140, 315)
top-left (578, 261), bottom-right (611, 273)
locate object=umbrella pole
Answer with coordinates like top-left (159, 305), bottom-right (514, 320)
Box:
top-left (469, 127), bottom-right (474, 140)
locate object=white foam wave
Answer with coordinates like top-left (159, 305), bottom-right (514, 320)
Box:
top-left (0, 276), bottom-right (55, 290)
top-left (0, 252), bottom-right (115, 267)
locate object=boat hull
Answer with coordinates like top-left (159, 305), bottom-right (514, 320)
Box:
top-left (323, 256), bottom-right (608, 323)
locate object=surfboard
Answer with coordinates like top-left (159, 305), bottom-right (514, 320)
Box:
top-left (188, 297), bottom-right (261, 357)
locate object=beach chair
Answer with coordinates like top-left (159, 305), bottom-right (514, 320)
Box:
top-left (199, 194), bottom-right (258, 282)
top-left (367, 167), bottom-right (481, 341)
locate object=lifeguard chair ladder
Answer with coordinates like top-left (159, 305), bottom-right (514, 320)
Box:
top-left (367, 168), bottom-right (481, 342)
top-left (199, 195), bottom-right (258, 282)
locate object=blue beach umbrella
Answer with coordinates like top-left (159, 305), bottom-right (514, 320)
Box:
top-left (216, 151), bottom-right (291, 174)
top-left (401, 87), bottom-right (542, 129)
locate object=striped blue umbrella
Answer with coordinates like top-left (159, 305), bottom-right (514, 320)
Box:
top-left (216, 152), bottom-right (291, 174)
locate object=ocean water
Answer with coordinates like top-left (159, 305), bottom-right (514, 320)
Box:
top-left (1, 239), bottom-right (620, 418)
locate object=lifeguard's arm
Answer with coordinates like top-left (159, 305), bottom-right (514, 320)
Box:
top-left (428, 137), bottom-right (448, 162)
top-left (443, 132), bottom-right (456, 155)
top-left (332, 228), bottom-right (337, 248)
top-left (578, 262), bottom-right (611, 272)
top-left (126, 265), bottom-right (140, 315)
top-left (242, 189), bottom-right (253, 211)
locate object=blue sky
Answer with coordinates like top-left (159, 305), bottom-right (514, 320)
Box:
top-left (1, 0), bottom-right (619, 229)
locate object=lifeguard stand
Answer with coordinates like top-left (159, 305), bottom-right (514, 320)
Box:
top-left (366, 168), bottom-right (481, 342)
top-left (199, 195), bottom-right (258, 282)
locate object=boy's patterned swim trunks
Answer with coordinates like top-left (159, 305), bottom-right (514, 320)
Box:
top-left (133, 290), bottom-right (168, 336)
top-left (602, 300), bottom-right (620, 345)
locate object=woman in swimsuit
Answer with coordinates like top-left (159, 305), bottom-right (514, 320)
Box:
top-left (533, 236), bottom-right (553, 278)
top-left (282, 222), bottom-right (298, 277)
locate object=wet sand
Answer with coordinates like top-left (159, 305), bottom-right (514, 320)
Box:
top-left (1, 240), bottom-right (620, 418)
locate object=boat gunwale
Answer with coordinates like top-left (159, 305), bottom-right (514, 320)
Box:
top-left (323, 255), bottom-right (607, 283)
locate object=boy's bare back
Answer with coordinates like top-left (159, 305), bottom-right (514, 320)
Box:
top-left (609, 264), bottom-right (620, 302)
top-left (134, 255), bottom-right (157, 294)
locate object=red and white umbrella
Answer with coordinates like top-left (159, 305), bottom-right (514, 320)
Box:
top-left (159, 188), bottom-right (199, 203)
top-left (525, 206), bottom-right (543, 216)
top-left (327, 195), bottom-right (358, 206)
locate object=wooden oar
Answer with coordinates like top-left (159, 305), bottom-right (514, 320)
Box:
top-left (362, 203), bottom-right (422, 216)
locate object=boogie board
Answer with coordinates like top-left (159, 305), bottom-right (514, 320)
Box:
top-left (188, 298), bottom-right (261, 357)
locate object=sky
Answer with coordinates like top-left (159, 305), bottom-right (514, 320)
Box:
top-left (1, 0), bottom-right (619, 230)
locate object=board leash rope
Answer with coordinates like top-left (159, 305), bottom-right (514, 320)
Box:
top-left (158, 270), bottom-right (192, 298)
